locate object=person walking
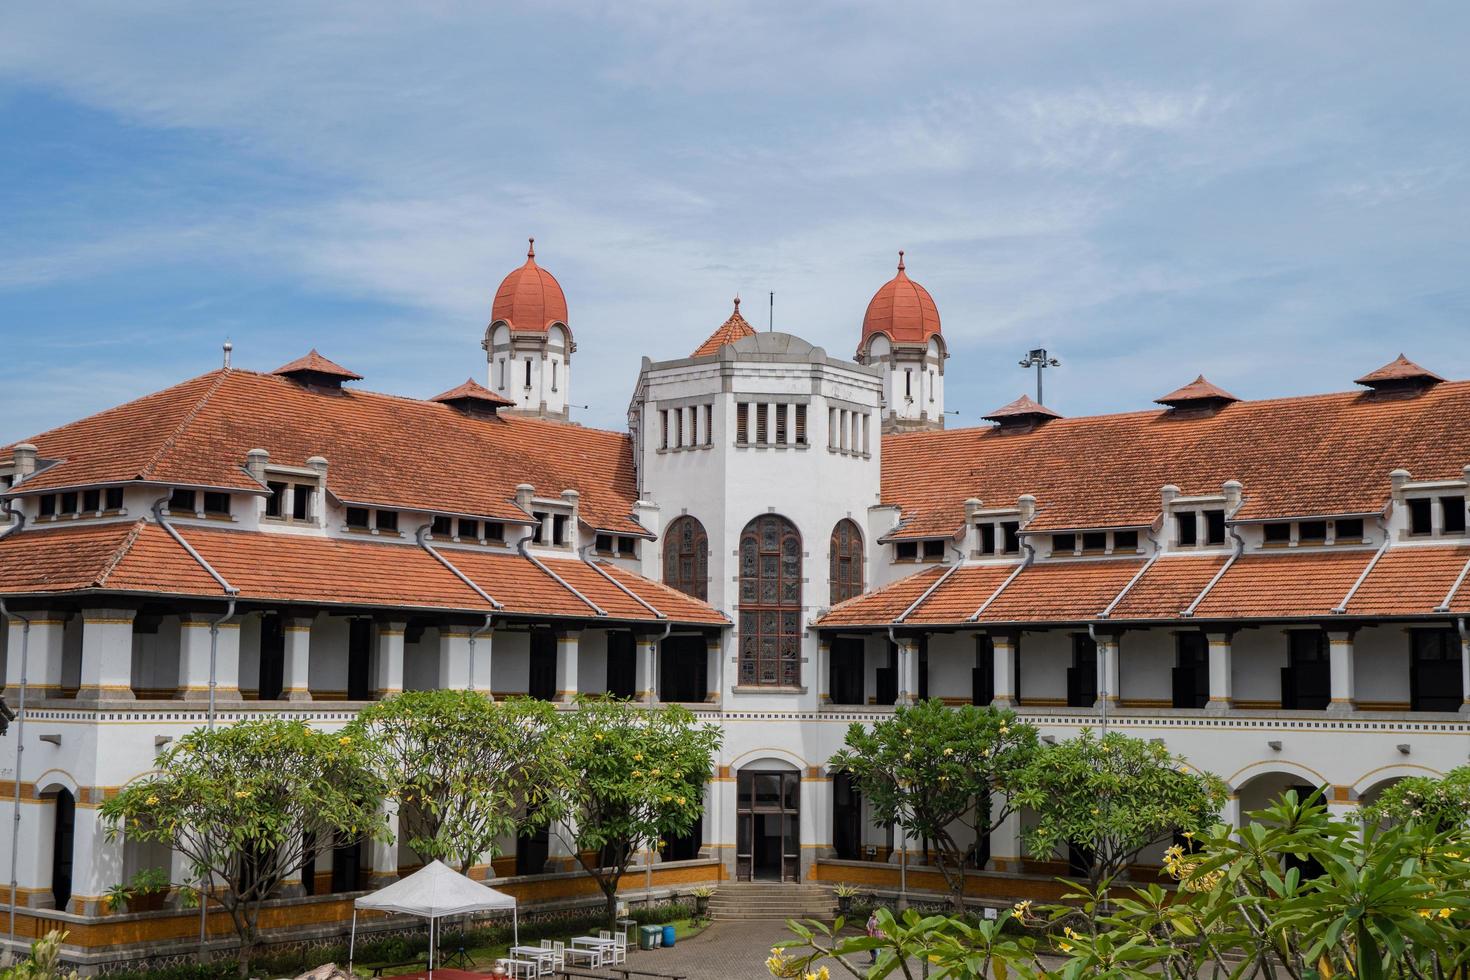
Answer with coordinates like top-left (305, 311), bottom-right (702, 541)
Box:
top-left (865, 910), bottom-right (883, 964)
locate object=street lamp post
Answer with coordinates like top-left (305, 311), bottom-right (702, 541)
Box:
top-left (1018, 348), bottom-right (1060, 404)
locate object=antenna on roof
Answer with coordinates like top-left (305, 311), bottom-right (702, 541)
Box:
top-left (222, 339), bottom-right (233, 370)
top-left (768, 292), bottom-right (774, 332)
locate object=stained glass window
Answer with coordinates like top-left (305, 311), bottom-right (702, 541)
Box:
top-left (738, 515), bottom-right (802, 687)
top-left (662, 515), bottom-right (709, 601)
top-left (829, 519), bottom-right (863, 605)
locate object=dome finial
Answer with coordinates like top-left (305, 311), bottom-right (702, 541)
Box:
top-left (527, 237), bottom-right (535, 260)
top-left (733, 294), bottom-right (741, 313)
top-left (897, 249), bottom-right (906, 273)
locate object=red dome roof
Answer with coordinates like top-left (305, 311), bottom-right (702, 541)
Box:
top-left (491, 238), bottom-right (568, 332)
top-left (861, 251), bottom-right (941, 346)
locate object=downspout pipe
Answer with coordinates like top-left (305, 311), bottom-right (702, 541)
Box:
top-left (1337, 515), bottom-right (1392, 614)
top-left (1182, 493), bottom-right (1247, 618)
top-left (152, 495), bottom-right (236, 959)
top-left (967, 540), bottom-right (1034, 623)
top-left (578, 543), bottom-right (663, 619)
top-left (1, 597), bottom-right (29, 959)
top-left (518, 533), bottom-right (606, 617)
top-left (1088, 623), bottom-right (1108, 740)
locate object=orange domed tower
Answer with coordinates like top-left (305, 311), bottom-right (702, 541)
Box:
top-left (856, 251), bottom-right (947, 432)
top-left (483, 238), bottom-right (575, 419)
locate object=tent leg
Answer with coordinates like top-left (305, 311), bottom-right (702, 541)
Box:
top-left (513, 907), bottom-right (518, 950)
top-left (428, 916), bottom-right (434, 980)
top-left (348, 910), bottom-right (357, 975)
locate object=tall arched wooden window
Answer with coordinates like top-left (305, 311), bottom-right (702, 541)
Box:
top-left (829, 519), bottom-right (864, 604)
top-left (662, 515), bottom-right (709, 600)
top-left (739, 515), bottom-right (802, 687)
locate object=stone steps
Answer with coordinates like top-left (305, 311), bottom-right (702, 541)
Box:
top-left (705, 882), bottom-right (837, 920)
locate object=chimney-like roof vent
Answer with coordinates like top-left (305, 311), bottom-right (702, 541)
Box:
top-left (429, 378), bottom-right (514, 417)
top-left (1354, 354), bottom-right (1443, 399)
top-left (982, 394), bottom-right (1061, 432)
top-left (1155, 375), bottom-right (1240, 415)
top-left (271, 349), bottom-right (363, 389)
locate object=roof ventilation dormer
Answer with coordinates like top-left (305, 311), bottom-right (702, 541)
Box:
top-left (1155, 375), bottom-right (1240, 418)
top-left (982, 394), bottom-right (1061, 433)
top-left (429, 378), bottom-right (514, 418)
top-left (1354, 354), bottom-right (1444, 401)
top-left (271, 349), bottom-right (363, 391)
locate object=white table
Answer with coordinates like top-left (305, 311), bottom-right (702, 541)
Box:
top-left (568, 936), bottom-right (618, 966)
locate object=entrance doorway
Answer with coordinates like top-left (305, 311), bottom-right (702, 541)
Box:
top-left (51, 789), bottom-right (75, 910)
top-left (737, 769), bottom-right (799, 881)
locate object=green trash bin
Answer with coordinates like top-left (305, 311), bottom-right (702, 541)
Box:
top-left (639, 924), bottom-right (662, 950)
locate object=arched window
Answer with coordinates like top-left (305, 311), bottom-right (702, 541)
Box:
top-left (739, 515), bottom-right (802, 687)
top-left (663, 516), bottom-right (709, 600)
top-left (829, 519), bottom-right (864, 604)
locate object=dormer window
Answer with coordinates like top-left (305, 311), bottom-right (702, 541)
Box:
top-left (1264, 522), bottom-right (1291, 546)
top-left (458, 518), bottom-right (479, 539)
top-left (375, 509), bottom-right (399, 532)
top-left (532, 511), bottom-right (548, 543)
top-left (1081, 531), bottom-right (1107, 554)
top-left (37, 495), bottom-right (56, 518)
top-left (202, 492), bottom-right (231, 517)
top-left (1444, 497), bottom-right (1467, 534)
top-left (1175, 508), bottom-right (1225, 548)
top-left (1204, 510), bottom-right (1225, 545)
top-left (1114, 530), bottom-right (1139, 551)
top-left (1297, 520), bottom-right (1327, 544)
top-left (1408, 498), bottom-right (1432, 536)
top-left (1404, 495), bottom-right (1467, 538)
top-left (431, 515), bottom-right (452, 536)
top-left (1051, 529), bottom-right (1138, 557)
top-left (170, 488), bottom-right (196, 513)
top-left (595, 534), bottom-right (640, 557)
top-left (1052, 533), bottom-right (1075, 554)
top-left (1262, 518), bottom-right (1370, 547)
top-left (1336, 518), bottom-right (1365, 542)
top-left (553, 513), bottom-right (569, 545)
top-left (346, 507), bottom-right (370, 529)
top-left (105, 487), bottom-right (123, 510)
top-left (895, 541), bottom-right (917, 562)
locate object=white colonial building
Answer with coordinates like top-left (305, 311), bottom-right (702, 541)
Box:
top-left (2, 244), bottom-right (1469, 964)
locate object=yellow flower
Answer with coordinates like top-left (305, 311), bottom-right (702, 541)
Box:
top-left (338, 735), bottom-right (352, 746)
top-left (942, 747), bottom-right (954, 756)
top-left (235, 790), bottom-right (251, 799)
top-left (594, 733), bottom-right (604, 741)
top-left (1418, 909), bottom-right (1434, 919)
top-left (998, 725), bottom-right (1009, 735)
top-left (903, 753), bottom-right (912, 761)
top-left (146, 794), bottom-right (160, 806)
top-left (651, 768), bottom-right (660, 777)
top-left (1439, 908), bottom-right (1453, 919)
top-left (633, 753), bottom-right (643, 762)
top-left (632, 770), bottom-right (643, 778)
top-left (1063, 926), bottom-right (1078, 940)
top-left (676, 797), bottom-right (686, 806)
top-left (1058, 942), bottom-right (1072, 953)
top-left (663, 795), bottom-right (672, 802)
top-left (903, 728), bottom-right (912, 736)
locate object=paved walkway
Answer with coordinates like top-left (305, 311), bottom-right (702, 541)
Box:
top-left (620, 920), bottom-right (864, 979)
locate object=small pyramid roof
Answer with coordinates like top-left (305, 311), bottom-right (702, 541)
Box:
top-left (1355, 354), bottom-right (1444, 388)
top-left (692, 298), bottom-right (758, 357)
top-left (1155, 375), bottom-right (1240, 407)
top-left (982, 394), bottom-right (1062, 424)
top-left (271, 349), bottom-right (363, 382)
top-left (354, 859), bottom-right (516, 918)
top-left (429, 378), bottom-right (515, 408)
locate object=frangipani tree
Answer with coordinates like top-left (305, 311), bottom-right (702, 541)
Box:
top-left (100, 718), bottom-right (386, 977)
top-left (1015, 728), bottom-right (1227, 893)
top-left (552, 696), bottom-right (721, 926)
top-left (346, 690), bottom-right (565, 873)
top-left (830, 699), bottom-right (1038, 905)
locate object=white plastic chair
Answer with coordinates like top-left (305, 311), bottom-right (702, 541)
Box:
top-left (610, 931), bottom-right (628, 965)
top-left (549, 941), bottom-right (568, 969)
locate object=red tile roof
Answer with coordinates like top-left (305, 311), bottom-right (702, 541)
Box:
top-left (272, 349), bottom-right (363, 381)
top-left (0, 522), bottom-right (724, 625)
top-left (1355, 354), bottom-right (1443, 387)
top-left (978, 559), bottom-right (1145, 623)
top-left (1155, 375), bottom-right (1239, 407)
top-left (820, 565), bottom-right (950, 627)
top-left (982, 394), bottom-right (1061, 423)
top-left (1106, 555), bottom-right (1228, 620)
top-left (691, 299), bottom-right (757, 357)
top-left (4, 369), bottom-right (646, 534)
top-left (881, 379), bottom-right (1470, 538)
top-left (429, 378), bottom-right (516, 408)
top-left (1344, 544), bottom-right (1470, 616)
top-left (1190, 550), bottom-right (1374, 619)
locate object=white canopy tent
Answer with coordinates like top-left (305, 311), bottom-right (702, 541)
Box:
top-left (348, 860), bottom-right (518, 978)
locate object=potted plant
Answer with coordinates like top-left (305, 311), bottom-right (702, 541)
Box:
top-left (127, 868), bottom-right (172, 912)
top-left (691, 886), bottom-right (714, 917)
top-left (833, 882), bottom-right (859, 915)
top-left (104, 883), bottom-right (132, 914)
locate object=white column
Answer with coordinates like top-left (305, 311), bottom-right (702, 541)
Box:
top-left (72, 804), bottom-right (124, 914)
top-left (1327, 630), bottom-right (1355, 716)
top-left (470, 627), bottom-right (494, 696)
top-left (1461, 629), bottom-right (1470, 717)
top-left (988, 810), bottom-right (1022, 872)
top-left (376, 621), bottom-right (405, 698)
top-left (991, 632), bottom-right (1016, 708)
top-left (369, 802), bottom-right (399, 886)
top-left (178, 613), bottom-right (241, 701)
top-left (555, 630), bottom-right (580, 702)
top-left (635, 634), bottom-right (658, 705)
top-left (1096, 633), bottom-right (1120, 707)
top-left (438, 626), bottom-right (471, 690)
top-left (816, 639), bottom-right (831, 705)
top-left (282, 616), bottom-right (313, 702)
top-left (5, 613), bottom-right (67, 698)
top-left (705, 636), bottom-right (722, 704)
top-left (1205, 631), bottom-right (1233, 714)
top-left (895, 638), bottom-right (916, 706)
top-left (1220, 795), bottom-right (1241, 833)
top-left (77, 608), bottom-right (136, 701)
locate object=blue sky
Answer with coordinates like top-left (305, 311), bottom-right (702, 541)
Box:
top-left (2, 2), bottom-right (1468, 443)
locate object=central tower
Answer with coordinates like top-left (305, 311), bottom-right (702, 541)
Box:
top-left (855, 251), bottom-right (947, 432)
top-left (483, 239), bottom-right (575, 419)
